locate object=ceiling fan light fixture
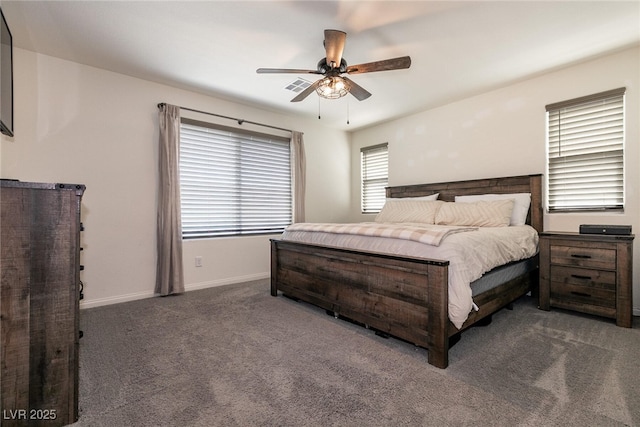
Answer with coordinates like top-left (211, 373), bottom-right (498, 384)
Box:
top-left (316, 76), bottom-right (350, 99)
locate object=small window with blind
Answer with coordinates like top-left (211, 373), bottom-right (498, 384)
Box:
top-left (546, 88), bottom-right (625, 212)
top-left (179, 118), bottom-right (292, 238)
top-left (361, 143), bottom-right (389, 214)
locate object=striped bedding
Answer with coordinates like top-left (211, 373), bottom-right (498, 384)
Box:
top-left (285, 222), bottom-right (477, 247)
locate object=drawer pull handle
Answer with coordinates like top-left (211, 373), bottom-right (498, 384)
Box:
top-left (571, 254), bottom-right (592, 259)
top-left (571, 274), bottom-right (592, 280)
top-left (570, 291), bottom-right (591, 298)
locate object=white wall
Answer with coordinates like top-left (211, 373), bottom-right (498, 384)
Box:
top-left (3, 46), bottom-right (638, 313)
top-left (350, 47), bottom-right (640, 314)
top-left (0, 48), bottom-right (351, 308)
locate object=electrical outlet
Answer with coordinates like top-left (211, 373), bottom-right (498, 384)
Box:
top-left (195, 256), bottom-right (203, 267)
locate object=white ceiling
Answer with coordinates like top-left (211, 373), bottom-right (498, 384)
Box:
top-left (2, 1), bottom-right (639, 131)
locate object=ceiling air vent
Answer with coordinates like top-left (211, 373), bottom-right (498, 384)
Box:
top-left (285, 79), bottom-right (311, 93)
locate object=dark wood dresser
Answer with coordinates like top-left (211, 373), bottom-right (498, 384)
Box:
top-left (538, 231), bottom-right (634, 327)
top-left (1, 180), bottom-right (85, 426)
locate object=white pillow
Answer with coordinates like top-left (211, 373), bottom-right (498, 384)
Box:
top-left (375, 200), bottom-right (444, 224)
top-left (455, 193), bottom-right (531, 226)
top-left (435, 199), bottom-right (514, 227)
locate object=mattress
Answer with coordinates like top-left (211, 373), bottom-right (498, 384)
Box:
top-left (470, 255), bottom-right (538, 297)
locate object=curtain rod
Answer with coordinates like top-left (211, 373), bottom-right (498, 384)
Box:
top-left (157, 103), bottom-right (295, 134)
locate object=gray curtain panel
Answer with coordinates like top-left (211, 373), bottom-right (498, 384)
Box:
top-left (156, 104), bottom-right (185, 296)
top-left (291, 131), bottom-right (306, 223)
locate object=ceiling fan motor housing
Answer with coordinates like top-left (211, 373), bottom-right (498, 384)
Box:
top-left (317, 58), bottom-right (348, 74)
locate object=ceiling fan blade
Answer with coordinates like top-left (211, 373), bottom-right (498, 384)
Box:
top-left (346, 56), bottom-right (412, 74)
top-left (291, 79), bottom-right (322, 102)
top-left (324, 29), bottom-right (346, 69)
top-left (342, 77), bottom-right (372, 101)
top-left (257, 68), bottom-right (321, 74)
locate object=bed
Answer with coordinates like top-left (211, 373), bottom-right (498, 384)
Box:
top-left (270, 174), bottom-right (543, 368)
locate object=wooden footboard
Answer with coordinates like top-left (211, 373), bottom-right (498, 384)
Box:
top-left (271, 239), bottom-right (452, 368)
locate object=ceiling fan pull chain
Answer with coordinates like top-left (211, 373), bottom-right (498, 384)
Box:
top-left (318, 97), bottom-right (321, 120)
top-left (347, 99), bottom-right (350, 125)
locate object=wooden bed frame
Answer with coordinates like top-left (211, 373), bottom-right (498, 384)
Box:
top-left (270, 174), bottom-right (543, 368)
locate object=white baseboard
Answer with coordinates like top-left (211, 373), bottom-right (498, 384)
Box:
top-left (80, 272), bottom-right (269, 310)
top-left (80, 289), bottom-right (155, 309)
top-left (184, 273), bottom-right (269, 292)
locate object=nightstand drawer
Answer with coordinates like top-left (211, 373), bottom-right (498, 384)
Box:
top-left (550, 266), bottom-right (616, 309)
top-left (549, 245), bottom-right (616, 270)
top-left (550, 283), bottom-right (616, 309)
top-left (550, 265), bottom-right (616, 287)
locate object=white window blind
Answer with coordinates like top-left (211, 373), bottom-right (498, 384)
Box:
top-left (546, 88), bottom-right (625, 212)
top-left (361, 143), bottom-right (388, 213)
top-left (179, 119), bottom-right (292, 238)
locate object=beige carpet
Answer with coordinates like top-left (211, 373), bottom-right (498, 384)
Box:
top-left (72, 279), bottom-right (640, 426)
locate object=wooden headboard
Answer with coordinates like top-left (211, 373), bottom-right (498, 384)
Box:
top-left (386, 174), bottom-right (543, 233)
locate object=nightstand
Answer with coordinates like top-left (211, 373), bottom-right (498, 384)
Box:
top-left (539, 231), bottom-right (634, 327)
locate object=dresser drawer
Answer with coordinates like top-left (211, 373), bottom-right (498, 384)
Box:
top-left (549, 244), bottom-right (616, 270)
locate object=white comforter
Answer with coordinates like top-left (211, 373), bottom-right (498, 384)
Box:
top-left (280, 224), bottom-right (539, 329)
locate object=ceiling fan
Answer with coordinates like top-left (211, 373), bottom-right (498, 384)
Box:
top-left (256, 29), bottom-right (411, 102)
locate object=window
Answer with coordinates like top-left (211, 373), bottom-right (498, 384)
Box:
top-left (179, 119), bottom-right (292, 238)
top-left (546, 88), bottom-right (625, 212)
top-left (361, 143), bottom-right (388, 213)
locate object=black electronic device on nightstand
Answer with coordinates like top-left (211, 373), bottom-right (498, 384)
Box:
top-left (579, 224), bottom-right (632, 235)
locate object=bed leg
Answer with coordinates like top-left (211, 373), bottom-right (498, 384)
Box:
top-left (270, 240), bottom-right (278, 297)
top-left (375, 330), bottom-right (390, 339)
top-left (426, 264), bottom-right (449, 369)
top-left (428, 336), bottom-right (449, 369)
top-left (448, 333), bottom-right (461, 348)
top-left (476, 314), bottom-right (493, 326)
